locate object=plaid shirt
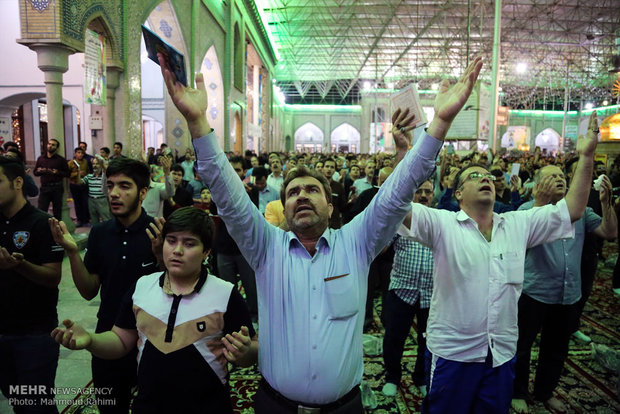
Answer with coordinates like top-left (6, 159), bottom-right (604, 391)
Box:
top-left (389, 235), bottom-right (434, 308)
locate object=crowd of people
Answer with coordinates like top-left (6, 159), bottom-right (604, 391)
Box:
top-left (0, 54), bottom-right (618, 414)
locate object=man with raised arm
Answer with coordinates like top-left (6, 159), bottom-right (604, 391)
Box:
top-left (397, 112), bottom-right (600, 413)
top-left (159, 53), bottom-right (482, 413)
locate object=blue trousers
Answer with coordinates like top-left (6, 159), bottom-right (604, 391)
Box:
top-left (0, 334), bottom-right (59, 414)
top-left (422, 349), bottom-right (515, 414)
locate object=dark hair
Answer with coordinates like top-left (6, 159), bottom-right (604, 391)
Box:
top-left (106, 158), bottom-right (150, 190)
top-left (113, 142), bottom-right (123, 149)
top-left (162, 207), bottom-right (214, 252)
top-left (100, 147), bottom-right (110, 155)
top-left (323, 158), bottom-right (336, 166)
top-left (280, 165), bottom-right (332, 204)
top-left (49, 138), bottom-right (60, 146)
top-left (244, 150), bottom-right (253, 157)
top-left (170, 164), bottom-right (184, 174)
top-left (565, 157), bottom-right (579, 174)
top-left (229, 155), bottom-right (245, 166)
top-left (251, 166), bottom-right (269, 179)
top-left (79, 141), bottom-right (87, 148)
top-left (0, 156), bottom-right (26, 182)
top-left (6, 148), bottom-right (24, 162)
top-left (490, 168), bottom-right (503, 178)
top-left (74, 147), bottom-right (84, 153)
top-left (3, 142), bottom-right (18, 151)
top-left (453, 163), bottom-right (489, 189)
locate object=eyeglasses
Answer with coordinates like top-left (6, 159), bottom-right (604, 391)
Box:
top-left (460, 172), bottom-right (497, 186)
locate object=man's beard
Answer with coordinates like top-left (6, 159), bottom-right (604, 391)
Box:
top-left (112, 195), bottom-right (141, 218)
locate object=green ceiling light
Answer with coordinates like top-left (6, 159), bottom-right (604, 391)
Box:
top-left (254, 0), bottom-right (281, 60)
top-left (284, 104), bottom-right (362, 113)
top-left (582, 104), bottom-right (620, 114)
top-left (509, 110), bottom-right (578, 118)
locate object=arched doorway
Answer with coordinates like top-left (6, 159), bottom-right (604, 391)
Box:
top-left (0, 93), bottom-right (81, 162)
top-left (331, 123), bottom-right (360, 153)
top-left (535, 128), bottom-right (560, 155)
top-left (294, 122), bottom-right (324, 153)
top-left (142, 114), bottom-right (164, 150)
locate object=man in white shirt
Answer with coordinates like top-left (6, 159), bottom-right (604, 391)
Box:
top-left (398, 112), bottom-right (600, 413)
top-left (159, 52), bottom-right (483, 413)
top-left (266, 158), bottom-right (284, 192)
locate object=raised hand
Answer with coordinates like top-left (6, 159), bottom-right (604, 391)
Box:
top-left (160, 155), bottom-right (172, 175)
top-left (598, 174), bottom-right (612, 205)
top-left (158, 53), bottom-right (210, 138)
top-left (51, 319), bottom-right (92, 350)
top-left (576, 112), bottom-right (599, 157)
top-left (434, 57), bottom-right (483, 123)
top-left (222, 325), bottom-right (253, 363)
top-left (391, 108), bottom-right (416, 152)
top-left (49, 218), bottom-right (79, 253)
top-left (532, 175), bottom-right (555, 207)
top-left (146, 217), bottom-right (166, 263)
top-left (446, 168), bottom-right (459, 189)
top-left (510, 175), bottom-right (522, 192)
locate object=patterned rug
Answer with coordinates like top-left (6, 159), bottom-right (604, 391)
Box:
top-left (63, 251), bottom-right (620, 414)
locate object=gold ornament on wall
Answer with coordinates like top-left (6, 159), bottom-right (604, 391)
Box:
top-left (612, 80), bottom-right (620, 97)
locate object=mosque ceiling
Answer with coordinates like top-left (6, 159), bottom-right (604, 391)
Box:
top-left (256, 0), bottom-right (620, 108)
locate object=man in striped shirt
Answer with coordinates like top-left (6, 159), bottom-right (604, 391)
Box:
top-left (382, 180), bottom-right (435, 398)
top-left (82, 156), bottom-right (111, 223)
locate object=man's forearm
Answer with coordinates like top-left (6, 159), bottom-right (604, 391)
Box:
top-left (14, 261), bottom-right (60, 288)
top-left (599, 201), bottom-right (618, 239)
top-left (67, 250), bottom-right (100, 300)
top-left (188, 117), bottom-right (211, 139)
top-left (163, 174), bottom-right (174, 198)
top-left (565, 157), bottom-right (594, 221)
top-left (426, 118), bottom-right (451, 142)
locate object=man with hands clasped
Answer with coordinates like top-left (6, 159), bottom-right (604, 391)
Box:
top-left (158, 48), bottom-right (482, 413)
top-left (51, 207), bottom-right (257, 414)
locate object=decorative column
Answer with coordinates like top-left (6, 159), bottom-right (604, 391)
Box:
top-left (30, 43), bottom-right (76, 232)
top-left (31, 44), bottom-right (73, 154)
top-left (488, 0), bottom-right (502, 152)
top-left (105, 66), bottom-right (122, 149)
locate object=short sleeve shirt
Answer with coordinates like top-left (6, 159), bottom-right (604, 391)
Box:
top-left (0, 203), bottom-right (64, 334)
top-left (83, 209), bottom-right (158, 332)
top-left (115, 269), bottom-right (255, 413)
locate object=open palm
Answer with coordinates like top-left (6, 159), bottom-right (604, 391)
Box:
top-left (158, 54), bottom-right (207, 123)
top-left (434, 57), bottom-right (483, 124)
top-left (576, 111), bottom-right (598, 157)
